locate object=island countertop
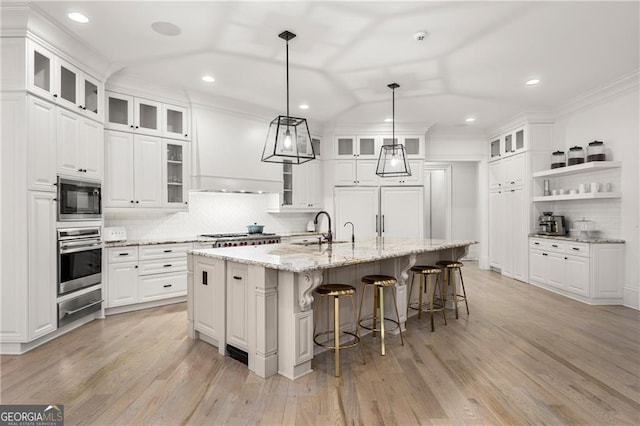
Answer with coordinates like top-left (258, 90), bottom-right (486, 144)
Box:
top-left (188, 238), bottom-right (477, 273)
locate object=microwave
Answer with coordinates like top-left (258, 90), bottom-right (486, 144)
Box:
top-left (57, 177), bottom-right (102, 221)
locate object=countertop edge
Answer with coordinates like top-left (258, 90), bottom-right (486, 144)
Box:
top-left (528, 234), bottom-right (625, 244)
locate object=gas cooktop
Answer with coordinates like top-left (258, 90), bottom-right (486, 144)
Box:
top-left (199, 233), bottom-right (280, 248)
top-left (200, 233), bottom-right (277, 239)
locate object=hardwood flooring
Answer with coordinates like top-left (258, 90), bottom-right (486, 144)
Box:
top-left (1, 263), bottom-right (639, 425)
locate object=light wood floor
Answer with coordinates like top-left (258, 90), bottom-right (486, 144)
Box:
top-left (2, 263), bottom-right (639, 425)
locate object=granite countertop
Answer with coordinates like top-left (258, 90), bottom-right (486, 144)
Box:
top-left (104, 237), bottom-right (216, 248)
top-left (189, 238), bottom-right (478, 273)
top-left (528, 234), bottom-right (625, 244)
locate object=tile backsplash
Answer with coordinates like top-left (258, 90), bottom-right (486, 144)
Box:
top-left (105, 192), bottom-right (315, 240)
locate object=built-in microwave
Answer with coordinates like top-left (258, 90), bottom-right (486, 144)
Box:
top-left (57, 177), bottom-right (101, 221)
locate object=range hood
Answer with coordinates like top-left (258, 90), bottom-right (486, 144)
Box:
top-left (190, 176), bottom-right (281, 194)
top-left (189, 105), bottom-right (284, 194)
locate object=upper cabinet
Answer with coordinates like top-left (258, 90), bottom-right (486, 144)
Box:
top-left (381, 135), bottom-right (425, 158)
top-left (489, 126), bottom-right (528, 161)
top-left (334, 135), bottom-right (379, 159)
top-left (27, 39), bottom-right (104, 122)
top-left (56, 107), bottom-right (104, 180)
top-left (106, 91), bottom-right (190, 140)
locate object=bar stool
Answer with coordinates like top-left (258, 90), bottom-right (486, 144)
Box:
top-left (436, 260), bottom-right (469, 319)
top-left (407, 265), bottom-right (447, 332)
top-left (357, 275), bottom-right (404, 356)
top-left (313, 284), bottom-right (365, 377)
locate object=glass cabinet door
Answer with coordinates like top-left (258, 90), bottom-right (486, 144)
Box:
top-left (358, 137), bottom-right (377, 158)
top-left (504, 134), bottom-right (513, 155)
top-left (282, 161), bottom-right (293, 206)
top-left (28, 41), bottom-right (56, 99)
top-left (58, 62), bottom-right (79, 107)
top-left (163, 104), bottom-right (189, 139)
top-left (82, 73), bottom-right (102, 120)
top-left (135, 98), bottom-right (162, 136)
top-left (335, 136), bottom-right (355, 157)
top-left (490, 138), bottom-right (501, 159)
top-left (311, 137), bottom-right (321, 158)
top-left (515, 129), bottom-right (525, 151)
top-left (165, 142), bottom-right (187, 206)
top-left (106, 92), bottom-right (134, 132)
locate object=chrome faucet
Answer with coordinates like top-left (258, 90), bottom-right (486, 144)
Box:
top-left (314, 211), bottom-right (333, 244)
top-left (344, 221), bottom-right (355, 243)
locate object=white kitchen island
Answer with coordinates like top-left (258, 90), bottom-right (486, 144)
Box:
top-left (187, 238), bottom-right (476, 380)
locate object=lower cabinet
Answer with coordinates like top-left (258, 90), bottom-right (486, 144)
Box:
top-left (226, 263), bottom-right (249, 351)
top-left (193, 257), bottom-right (225, 344)
top-left (105, 243), bottom-right (189, 312)
top-left (528, 237), bottom-right (624, 304)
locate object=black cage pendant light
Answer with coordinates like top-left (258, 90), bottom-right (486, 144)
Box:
top-left (376, 83), bottom-right (411, 177)
top-left (261, 30), bottom-right (315, 164)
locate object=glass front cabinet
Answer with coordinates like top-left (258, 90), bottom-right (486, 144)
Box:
top-left (163, 140), bottom-right (189, 208)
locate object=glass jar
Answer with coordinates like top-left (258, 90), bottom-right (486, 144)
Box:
top-left (587, 141), bottom-right (605, 162)
top-left (567, 146), bottom-right (585, 166)
top-left (551, 150), bottom-right (566, 169)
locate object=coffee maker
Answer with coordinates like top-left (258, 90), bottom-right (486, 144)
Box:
top-left (538, 212), bottom-right (566, 236)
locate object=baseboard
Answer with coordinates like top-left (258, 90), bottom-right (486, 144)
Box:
top-left (105, 296), bottom-right (186, 316)
top-left (623, 286), bottom-right (639, 310)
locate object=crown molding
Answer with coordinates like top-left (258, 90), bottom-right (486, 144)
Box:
top-left (554, 70), bottom-right (640, 118)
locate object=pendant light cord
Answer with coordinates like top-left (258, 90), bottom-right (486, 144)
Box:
top-left (286, 39), bottom-right (290, 119)
top-left (392, 86), bottom-right (396, 155)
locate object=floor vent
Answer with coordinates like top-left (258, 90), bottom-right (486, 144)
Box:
top-left (226, 344), bottom-right (248, 365)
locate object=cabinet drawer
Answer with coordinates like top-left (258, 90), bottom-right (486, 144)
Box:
top-left (108, 246), bottom-right (139, 263)
top-left (139, 272), bottom-right (187, 302)
top-left (529, 239), bottom-right (545, 250)
top-left (138, 258), bottom-right (187, 275)
top-left (139, 243), bottom-right (191, 260)
top-left (545, 241), bottom-right (566, 253)
top-left (567, 243), bottom-right (590, 257)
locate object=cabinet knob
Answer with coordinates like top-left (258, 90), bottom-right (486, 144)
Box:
top-left (135, 265), bottom-right (138, 268)
top-left (53, 94), bottom-right (58, 98)
top-left (135, 126), bottom-right (139, 129)
top-left (184, 134), bottom-right (188, 137)
top-left (130, 125), bottom-right (134, 128)
top-left (135, 200), bottom-right (139, 204)
top-left (79, 105), bottom-right (83, 109)
top-left (130, 200), bottom-right (134, 203)
top-left (564, 257), bottom-right (568, 260)
top-left (185, 202), bottom-right (188, 205)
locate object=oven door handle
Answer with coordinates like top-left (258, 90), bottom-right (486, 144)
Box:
top-left (63, 299), bottom-right (103, 316)
top-left (59, 242), bottom-right (102, 254)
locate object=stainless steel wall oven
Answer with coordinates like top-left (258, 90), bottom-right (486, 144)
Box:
top-left (57, 227), bottom-right (103, 326)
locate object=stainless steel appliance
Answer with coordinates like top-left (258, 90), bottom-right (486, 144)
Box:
top-left (57, 227), bottom-right (103, 326)
top-left (538, 212), bottom-right (566, 236)
top-left (57, 177), bottom-right (101, 221)
top-left (199, 233), bottom-right (281, 248)
top-left (58, 227), bottom-right (102, 295)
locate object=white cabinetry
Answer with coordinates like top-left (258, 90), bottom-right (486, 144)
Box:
top-left (275, 160), bottom-right (323, 211)
top-left (27, 39), bottom-right (104, 122)
top-left (27, 95), bottom-right (57, 191)
top-left (380, 186), bottom-right (424, 239)
top-left (56, 107), bottom-right (103, 180)
top-left (105, 243), bottom-right (189, 313)
top-left (381, 135), bottom-right (425, 158)
top-left (27, 191), bottom-right (57, 339)
top-left (488, 188), bottom-right (503, 270)
top-left (226, 263), bottom-right (249, 351)
top-left (528, 237), bottom-right (624, 304)
top-left (106, 91), bottom-right (190, 140)
top-left (193, 257), bottom-right (225, 346)
top-left (334, 187), bottom-right (379, 241)
top-left (501, 186), bottom-right (527, 281)
top-left (334, 159), bottom-right (378, 185)
top-left (379, 159), bottom-right (424, 185)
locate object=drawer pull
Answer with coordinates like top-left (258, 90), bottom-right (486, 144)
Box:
top-left (572, 247), bottom-right (580, 251)
top-left (119, 253), bottom-right (130, 256)
top-left (202, 271), bottom-right (208, 285)
top-left (163, 249), bottom-right (172, 253)
top-left (534, 242), bottom-right (540, 245)
top-left (542, 253), bottom-right (548, 256)
top-left (163, 284), bottom-right (172, 288)
top-left (551, 244), bottom-right (558, 248)
top-left (233, 276), bottom-right (242, 280)
top-left (163, 264), bottom-right (172, 268)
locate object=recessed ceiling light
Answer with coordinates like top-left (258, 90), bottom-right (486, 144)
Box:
top-left (151, 21), bottom-right (181, 36)
top-left (414, 31), bottom-right (428, 41)
top-left (525, 78), bottom-right (540, 86)
top-left (465, 117), bottom-right (476, 123)
top-left (384, 118), bottom-right (393, 123)
top-left (299, 104), bottom-right (309, 110)
top-left (202, 75), bottom-right (215, 83)
top-left (67, 12), bottom-right (89, 23)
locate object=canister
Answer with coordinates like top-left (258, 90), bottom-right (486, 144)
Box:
top-left (551, 151), bottom-right (566, 169)
top-left (587, 141), bottom-right (605, 162)
top-left (567, 146), bottom-right (585, 165)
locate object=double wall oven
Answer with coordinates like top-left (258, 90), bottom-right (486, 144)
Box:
top-left (56, 182), bottom-right (103, 326)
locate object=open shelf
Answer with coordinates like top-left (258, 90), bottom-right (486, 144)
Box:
top-left (533, 192), bottom-right (622, 202)
top-left (532, 161), bottom-right (621, 178)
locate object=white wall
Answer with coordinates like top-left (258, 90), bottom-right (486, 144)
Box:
top-left (553, 88), bottom-right (639, 308)
top-left (451, 162), bottom-right (480, 260)
top-left (105, 192), bottom-right (314, 241)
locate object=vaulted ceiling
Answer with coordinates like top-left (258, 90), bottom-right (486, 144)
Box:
top-left (32, 1), bottom-right (640, 132)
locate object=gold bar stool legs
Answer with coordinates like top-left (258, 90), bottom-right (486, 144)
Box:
top-left (357, 275), bottom-right (404, 356)
top-left (407, 266), bottom-right (447, 332)
top-left (436, 260), bottom-right (469, 320)
top-left (313, 284), bottom-right (365, 377)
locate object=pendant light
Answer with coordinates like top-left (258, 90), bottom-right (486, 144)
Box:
top-left (262, 30), bottom-right (315, 164)
top-left (376, 83), bottom-right (411, 177)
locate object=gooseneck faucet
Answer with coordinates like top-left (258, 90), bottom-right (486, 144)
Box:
top-left (344, 221), bottom-right (355, 243)
top-left (314, 211), bottom-right (333, 243)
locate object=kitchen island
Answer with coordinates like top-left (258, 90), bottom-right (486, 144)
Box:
top-left (187, 238), bottom-right (476, 380)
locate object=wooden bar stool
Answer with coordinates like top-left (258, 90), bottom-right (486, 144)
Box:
top-left (436, 260), bottom-right (469, 319)
top-left (313, 284), bottom-right (365, 377)
top-left (407, 265), bottom-right (447, 332)
top-left (357, 275), bottom-right (404, 356)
